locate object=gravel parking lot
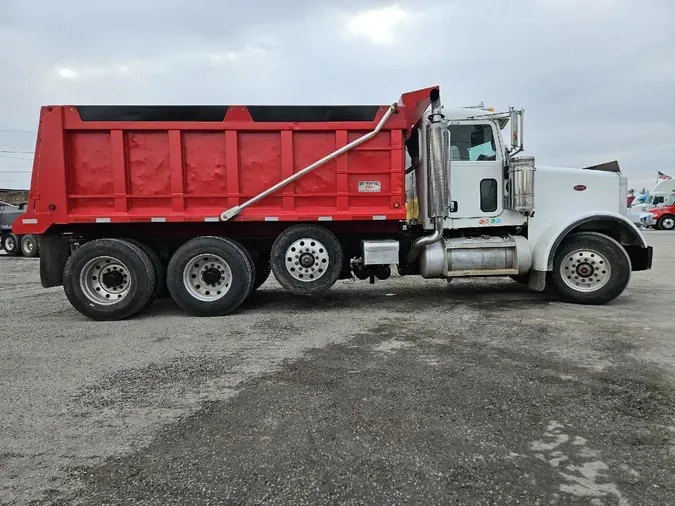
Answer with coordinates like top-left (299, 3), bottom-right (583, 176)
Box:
top-left (1, 231), bottom-right (674, 505)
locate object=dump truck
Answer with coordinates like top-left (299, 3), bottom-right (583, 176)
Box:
top-left (1, 200), bottom-right (40, 257)
top-left (12, 86), bottom-right (652, 320)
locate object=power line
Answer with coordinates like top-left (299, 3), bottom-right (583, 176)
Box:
top-left (0, 150), bottom-right (33, 154)
top-left (0, 154), bottom-right (32, 160)
top-left (0, 128), bottom-right (35, 134)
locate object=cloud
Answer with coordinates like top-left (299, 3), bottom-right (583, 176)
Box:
top-left (343, 5), bottom-right (414, 45)
top-left (1, 0), bottom-right (674, 191)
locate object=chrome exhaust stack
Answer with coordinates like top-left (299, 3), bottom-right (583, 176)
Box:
top-left (406, 88), bottom-right (450, 264)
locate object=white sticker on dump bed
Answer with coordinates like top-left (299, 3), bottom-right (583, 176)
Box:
top-left (358, 181), bottom-right (381, 192)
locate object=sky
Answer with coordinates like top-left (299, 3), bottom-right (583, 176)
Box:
top-left (1, 0), bottom-right (674, 191)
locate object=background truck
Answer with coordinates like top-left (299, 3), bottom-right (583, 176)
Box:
top-left (13, 86), bottom-right (652, 320)
top-left (639, 192), bottom-right (675, 230)
top-left (1, 200), bottom-right (40, 257)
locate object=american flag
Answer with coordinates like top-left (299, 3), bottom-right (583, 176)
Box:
top-left (658, 171), bottom-right (672, 180)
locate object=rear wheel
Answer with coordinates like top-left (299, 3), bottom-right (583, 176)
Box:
top-left (124, 239), bottom-right (165, 306)
top-left (166, 236), bottom-right (254, 316)
top-left (252, 256), bottom-right (271, 291)
top-left (657, 215), bottom-right (675, 230)
top-left (20, 234), bottom-right (39, 257)
top-left (62, 238), bottom-right (156, 320)
top-left (2, 233), bottom-right (21, 256)
top-left (548, 232), bottom-right (631, 305)
top-left (270, 224), bottom-right (343, 296)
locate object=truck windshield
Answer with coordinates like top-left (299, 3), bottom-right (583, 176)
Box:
top-left (448, 124), bottom-right (496, 161)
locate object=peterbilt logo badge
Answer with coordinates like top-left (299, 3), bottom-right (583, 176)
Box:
top-left (573, 185), bottom-right (587, 191)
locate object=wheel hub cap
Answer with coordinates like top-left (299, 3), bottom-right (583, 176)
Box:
top-left (299, 253), bottom-right (315, 268)
top-left (80, 256), bottom-right (131, 305)
top-left (101, 269), bottom-right (124, 289)
top-left (576, 263), bottom-right (593, 278)
top-left (285, 238), bottom-right (330, 282)
top-left (201, 267), bottom-right (222, 285)
top-left (560, 249), bottom-right (611, 293)
top-left (664, 218), bottom-right (674, 228)
top-left (183, 254), bottom-right (232, 302)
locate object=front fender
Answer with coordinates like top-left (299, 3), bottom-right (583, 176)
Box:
top-left (531, 211), bottom-right (648, 272)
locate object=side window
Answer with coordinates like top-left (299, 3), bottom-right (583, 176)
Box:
top-left (448, 124), bottom-right (496, 161)
top-left (654, 196), bottom-right (664, 205)
top-left (480, 179), bottom-right (498, 212)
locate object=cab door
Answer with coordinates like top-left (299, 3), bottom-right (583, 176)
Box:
top-left (447, 121), bottom-right (504, 219)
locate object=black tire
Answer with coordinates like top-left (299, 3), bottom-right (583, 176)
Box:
top-left (20, 234), bottom-right (40, 257)
top-left (166, 236), bottom-right (254, 316)
top-left (124, 239), bottom-right (165, 306)
top-left (252, 256), bottom-right (271, 291)
top-left (548, 232), bottom-right (631, 305)
top-left (2, 233), bottom-right (21, 256)
top-left (270, 224), bottom-right (343, 296)
top-left (62, 238), bottom-right (157, 321)
top-left (657, 214), bottom-right (675, 230)
top-left (232, 241), bottom-right (257, 300)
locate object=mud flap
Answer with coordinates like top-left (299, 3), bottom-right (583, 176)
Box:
top-left (39, 233), bottom-right (71, 288)
top-left (528, 270), bottom-right (547, 291)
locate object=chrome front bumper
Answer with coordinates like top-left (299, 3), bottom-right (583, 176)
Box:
top-left (628, 209), bottom-right (654, 227)
top-left (638, 212), bottom-right (654, 227)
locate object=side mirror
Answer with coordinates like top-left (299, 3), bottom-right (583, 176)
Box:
top-left (508, 107), bottom-right (524, 156)
top-left (510, 108), bottom-right (519, 148)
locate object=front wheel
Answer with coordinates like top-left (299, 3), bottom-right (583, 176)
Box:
top-left (657, 215), bottom-right (675, 230)
top-left (548, 232), bottom-right (631, 305)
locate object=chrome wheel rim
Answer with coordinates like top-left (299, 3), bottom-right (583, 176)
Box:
top-left (23, 239), bottom-right (33, 254)
top-left (79, 256), bottom-right (131, 305)
top-left (183, 254), bottom-right (232, 302)
top-left (662, 217), bottom-right (675, 229)
top-left (6, 237), bottom-right (15, 251)
top-left (560, 249), bottom-right (611, 292)
top-left (284, 238), bottom-right (329, 282)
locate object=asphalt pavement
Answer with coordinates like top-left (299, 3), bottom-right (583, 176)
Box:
top-left (1, 231), bottom-right (674, 505)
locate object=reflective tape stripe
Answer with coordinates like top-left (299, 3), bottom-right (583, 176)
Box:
top-left (264, 217), bottom-right (279, 222)
top-left (95, 218), bottom-right (111, 223)
top-left (372, 215), bottom-right (386, 221)
top-left (22, 218), bottom-right (38, 225)
top-left (151, 217), bottom-right (166, 223)
top-left (204, 217), bottom-right (219, 222)
top-left (318, 216), bottom-right (333, 221)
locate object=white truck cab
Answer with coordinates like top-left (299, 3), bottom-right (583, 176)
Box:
top-left (401, 90), bottom-right (652, 304)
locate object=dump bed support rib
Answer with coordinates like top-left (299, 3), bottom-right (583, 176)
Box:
top-left (219, 103), bottom-right (399, 221)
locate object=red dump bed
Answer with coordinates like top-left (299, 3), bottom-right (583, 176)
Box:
top-left (14, 87), bottom-right (435, 235)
